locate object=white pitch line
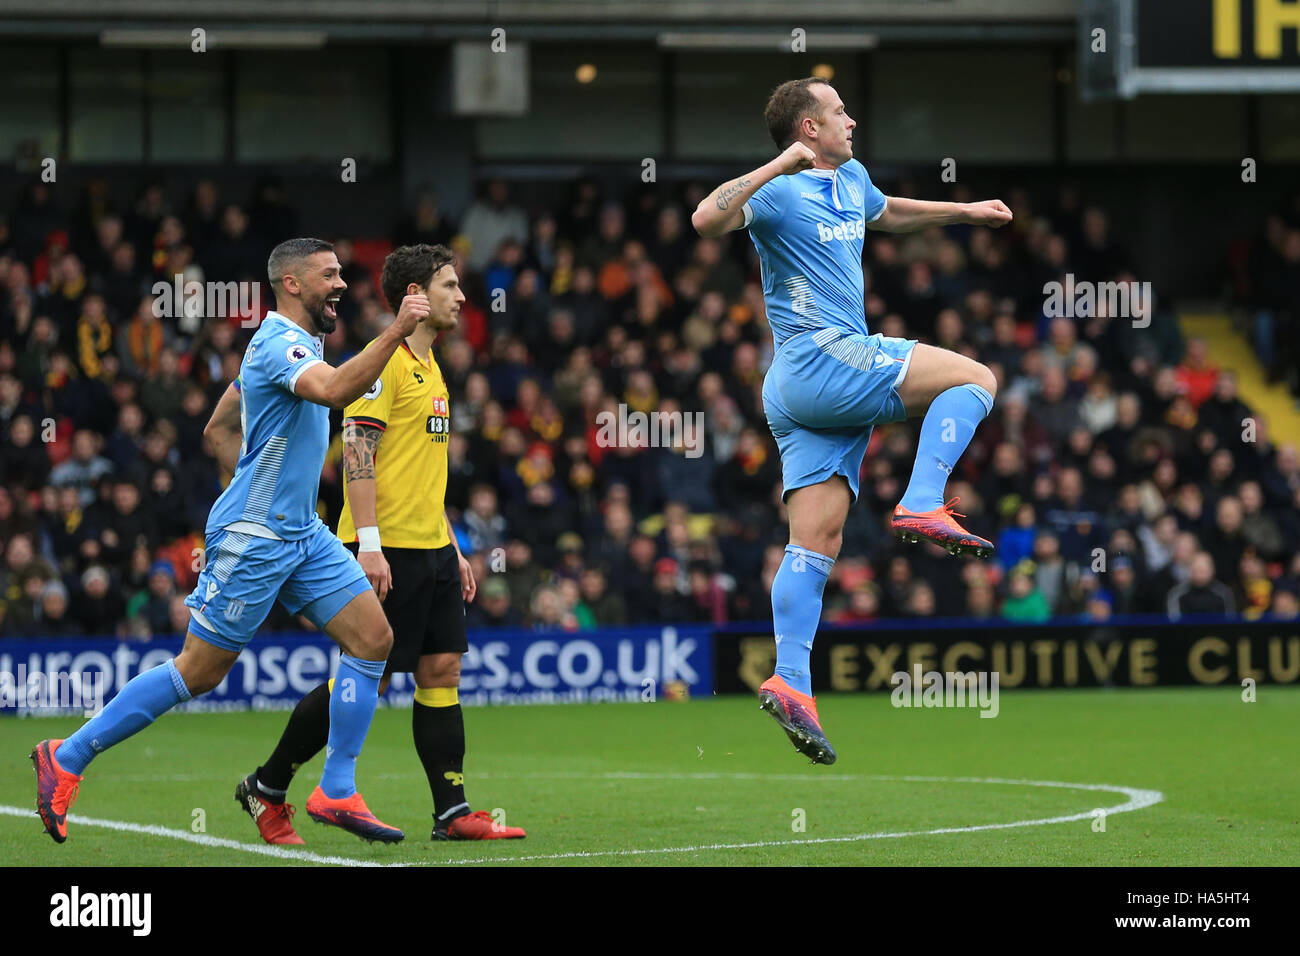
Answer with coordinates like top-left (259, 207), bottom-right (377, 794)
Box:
top-left (0, 805), bottom-right (395, 867)
top-left (436, 775), bottom-right (1165, 865)
top-left (1, 774), bottom-right (1165, 866)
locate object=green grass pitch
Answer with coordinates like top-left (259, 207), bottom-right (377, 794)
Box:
top-left (3, 686), bottom-right (1297, 866)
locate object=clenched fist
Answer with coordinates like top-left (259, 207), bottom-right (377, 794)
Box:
top-left (393, 293), bottom-right (430, 336)
top-left (964, 199), bottom-right (1013, 228)
top-left (778, 142), bottom-right (817, 175)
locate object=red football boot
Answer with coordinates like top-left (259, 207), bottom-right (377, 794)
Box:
top-left (433, 809), bottom-right (526, 840)
top-left (235, 774), bottom-right (305, 845)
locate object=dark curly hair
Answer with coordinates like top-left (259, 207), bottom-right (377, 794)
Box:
top-left (764, 76), bottom-right (830, 150)
top-left (380, 243), bottom-right (456, 312)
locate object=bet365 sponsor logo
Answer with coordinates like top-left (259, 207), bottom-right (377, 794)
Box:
top-left (816, 219), bottom-right (867, 243)
top-left (50, 886), bottom-right (151, 936)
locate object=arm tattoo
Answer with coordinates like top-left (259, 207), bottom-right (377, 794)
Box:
top-left (715, 177), bottom-right (752, 212)
top-left (342, 421), bottom-right (383, 481)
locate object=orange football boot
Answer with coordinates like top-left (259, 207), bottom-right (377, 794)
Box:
top-left (31, 739), bottom-right (82, 844)
top-left (892, 496), bottom-right (994, 558)
top-left (305, 785), bottom-right (404, 843)
top-left (758, 675), bottom-right (836, 765)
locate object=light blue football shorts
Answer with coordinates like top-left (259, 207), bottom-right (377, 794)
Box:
top-left (762, 327), bottom-right (918, 503)
top-left (184, 521), bottom-right (372, 651)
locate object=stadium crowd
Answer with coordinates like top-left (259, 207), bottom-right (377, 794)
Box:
top-left (1228, 193), bottom-right (1300, 402)
top-left (2, 173), bottom-right (1300, 639)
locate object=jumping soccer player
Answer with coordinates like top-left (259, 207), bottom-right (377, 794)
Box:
top-left (33, 238), bottom-right (426, 843)
top-left (236, 244), bottom-right (526, 844)
top-left (692, 77), bottom-right (1010, 764)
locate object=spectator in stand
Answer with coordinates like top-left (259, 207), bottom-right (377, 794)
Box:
top-left (1270, 584), bottom-right (1300, 620)
top-left (1142, 529), bottom-right (1195, 611)
top-left (1236, 480), bottom-right (1283, 560)
top-left (1030, 531), bottom-right (1071, 613)
top-left (965, 581), bottom-right (997, 619)
top-left (393, 189), bottom-right (457, 249)
top-left (1083, 589), bottom-right (1114, 623)
top-left (95, 480), bottom-right (156, 572)
top-left (528, 582), bottom-right (577, 632)
top-left (118, 295), bottom-right (172, 378)
top-left (44, 484), bottom-right (94, 573)
top-left (1167, 552), bottom-right (1235, 619)
top-left (1, 414), bottom-right (50, 491)
top-left (102, 240), bottom-right (146, 321)
top-left (139, 347), bottom-right (185, 423)
top-left (126, 560), bottom-right (177, 636)
top-left (1107, 555), bottom-right (1143, 615)
top-left (1174, 338), bottom-right (1218, 409)
top-left (70, 564), bottom-right (123, 636)
top-left (49, 429), bottom-right (114, 507)
top-left (1236, 550), bottom-right (1274, 620)
top-left (1001, 561), bottom-right (1051, 622)
top-left (166, 593), bottom-right (193, 636)
top-left (1034, 365), bottom-right (1082, 446)
top-left (27, 581), bottom-right (80, 637)
top-left (466, 576), bottom-right (523, 629)
top-left (201, 204), bottom-right (263, 283)
top-left (74, 293), bottom-right (115, 379)
top-left (18, 315), bottom-right (59, 389)
top-left (996, 503), bottom-right (1038, 570)
top-left (647, 557), bottom-right (691, 623)
top-left (461, 179), bottom-right (529, 273)
top-left (576, 566), bottom-right (626, 628)
top-left (8, 558), bottom-right (57, 633)
top-left (462, 483), bottom-right (507, 555)
top-left (1204, 495), bottom-right (1250, 576)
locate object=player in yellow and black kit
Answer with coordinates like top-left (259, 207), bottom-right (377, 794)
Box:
top-left (235, 244), bottom-right (526, 843)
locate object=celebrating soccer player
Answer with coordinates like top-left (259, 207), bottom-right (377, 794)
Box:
top-left (33, 238), bottom-right (424, 843)
top-left (691, 77), bottom-right (1011, 764)
top-left (236, 244), bottom-right (526, 844)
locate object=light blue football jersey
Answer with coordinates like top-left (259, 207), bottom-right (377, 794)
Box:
top-left (205, 312), bottom-right (329, 540)
top-left (744, 158), bottom-right (888, 353)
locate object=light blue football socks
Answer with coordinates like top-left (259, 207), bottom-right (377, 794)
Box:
top-left (55, 658), bottom-right (192, 775)
top-left (772, 544), bottom-right (835, 696)
top-left (899, 383), bottom-right (994, 513)
top-left (320, 653), bottom-right (387, 799)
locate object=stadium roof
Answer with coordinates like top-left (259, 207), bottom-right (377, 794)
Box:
top-left (0, 0), bottom-right (1077, 41)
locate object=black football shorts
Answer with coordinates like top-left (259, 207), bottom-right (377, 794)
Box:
top-left (347, 543), bottom-right (468, 672)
